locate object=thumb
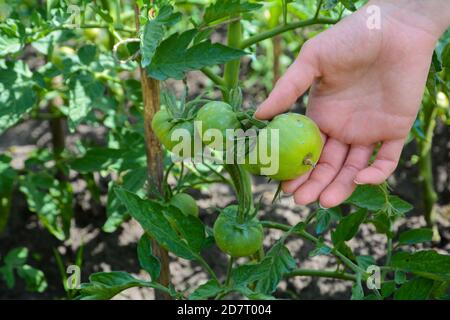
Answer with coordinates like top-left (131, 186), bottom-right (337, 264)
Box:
top-left (255, 41), bottom-right (319, 120)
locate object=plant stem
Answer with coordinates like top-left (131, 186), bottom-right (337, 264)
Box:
top-left (135, 3), bottom-right (171, 300)
top-left (240, 17), bottom-right (338, 49)
top-left (197, 255), bottom-right (219, 283)
top-left (285, 268), bottom-right (356, 281)
top-left (223, 14), bottom-right (242, 100)
top-left (260, 220), bottom-right (366, 276)
top-left (418, 101), bottom-right (439, 241)
top-left (201, 67), bottom-right (226, 87)
top-left (225, 257), bottom-right (234, 287)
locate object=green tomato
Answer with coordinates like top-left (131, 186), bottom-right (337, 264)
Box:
top-left (151, 109), bottom-right (195, 158)
top-left (195, 101), bottom-right (241, 150)
top-left (213, 205), bottom-right (263, 257)
top-left (243, 113), bottom-right (323, 181)
top-left (169, 193), bottom-right (199, 217)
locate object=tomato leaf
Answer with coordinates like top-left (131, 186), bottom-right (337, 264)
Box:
top-left (114, 187), bottom-right (197, 260)
top-left (255, 243), bottom-right (296, 295)
top-left (68, 72), bottom-right (105, 131)
top-left (398, 228), bottom-right (433, 245)
top-left (16, 264), bottom-right (47, 293)
top-left (315, 207), bottom-right (342, 234)
top-left (0, 61), bottom-right (37, 134)
top-left (140, 5), bottom-right (181, 68)
top-left (391, 250), bottom-right (450, 281)
top-left (331, 208), bottom-right (367, 244)
top-left (19, 172), bottom-right (73, 241)
top-left (394, 277), bottom-right (434, 300)
top-left (388, 195), bottom-right (413, 215)
top-left (189, 279), bottom-right (224, 300)
top-left (147, 29), bottom-right (247, 80)
top-left (339, 0), bottom-right (357, 11)
top-left (231, 258), bottom-right (272, 287)
top-left (78, 271), bottom-right (150, 300)
top-left (137, 234), bottom-right (161, 281)
top-left (203, 0), bottom-right (262, 26)
top-left (77, 44), bottom-right (97, 65)
top-left (346, 185), bottom-right (386, 211)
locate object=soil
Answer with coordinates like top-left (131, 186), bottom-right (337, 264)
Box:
top-left (0, 72), bottom-right (449, 300)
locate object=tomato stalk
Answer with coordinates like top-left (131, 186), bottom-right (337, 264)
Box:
top-left (135, 2), bottom-right (171, 300)
top-left (418, 100), bottom-right (440, 242)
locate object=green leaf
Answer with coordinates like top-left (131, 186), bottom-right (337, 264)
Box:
top-left (0, 265), bottom-right (15, 288)
top-left (234, 286), bottom-right (275, 300)
top-left (398, 228), bottom-right (433, 245)
top-left (78, 44), bottom-right (97, 65)
top-left (0, 35), bottom-right (21, 56)
top-left (0, 61), bottom-right (37, 134)
top-left (308, 242), bottom-right (332, 257)
top-left (19, 173), bottom-right (73, 241)
top-left (203, 0), bottom-right (262, 25)
top-left (394, 277), bottom-right (434, 300)
top-left (140, 5), bottom-right (181, 68)
top-left (4, 247), bottom-right (28, 267)
top-left (441, 42), bottom-right (450, 68)
top-left (389, 196), bottom-right (413, 215)
top-left (70, 148), bottom-right (124, 173)
top-left (323, 0), bottom-right (339, 10)
top-left (147, 29), bottom-right (247, 80)
top-left (16, 264), bottom-right (47, 293)
top-left (339, 0), bottom-right (357, 11)
top-left (78, 271), bottom-right (149, 300)
top-left (231, 258), bottom-right (272, 288)
top-left (103, 168), bottom-right (147, 233)
top-left (164, 204), bottom-right (206, 253)
top-left (394, 270), bottom-right (407, 285)
top-left (331, 208), bottom-right (367, 244)
top-left (381, 282), bottom-right (396, 298)
top-left (137, 234), bottom-right (161, 281)
top-left (369, 211), bottom-right (392, 236)
top-left (351, 281), bottom-right (364, 300)
top-left (189, 279), bottom-right (223, 300)
top-left (391, 250), bottom-right (450, 281)
top-left (346, 185), bottom-right (386, 211)
top-left (255, 243), bottom-right (296, 295)
top-left (114, 187), bottom-right (197, 260)
top-left (315, 207), bottom-right (341, 234)
top-left (356, 255), bottom-right (375, 270)
top-left (68, 73), bottom-right (105, 130)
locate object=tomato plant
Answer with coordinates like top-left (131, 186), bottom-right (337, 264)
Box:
top-left (0, 0), bottom-right (449, 302)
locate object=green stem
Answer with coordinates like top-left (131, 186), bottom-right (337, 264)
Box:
top-left (201, 67), bottom-right (226, 87)
top-left (225, 257), bottom-right (234, 287)
top-left (196, 255), bottom-right (219, 283)
top-left (261, 220), bottom-right (366, 276)
top-left (240, 17), bottom-right (338, 49)
top-left (223, 15), bottom-right (242, 101)
top-left (285, 268), bottom-right (356, 281)
top-left (418, 101), bottom-right (439, 241)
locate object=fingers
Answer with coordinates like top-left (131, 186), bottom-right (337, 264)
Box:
top-left (355, 139), bottom-right (404, 185)
top-left (319, 144), bottom-right (374, 208)
top-left (255, 42), bottom-right (319, 120)
top-left (293, 138), bottom-right (349, 205)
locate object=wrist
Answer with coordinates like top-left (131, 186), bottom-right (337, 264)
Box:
top-left (368, 0), bottom-right (450, 39)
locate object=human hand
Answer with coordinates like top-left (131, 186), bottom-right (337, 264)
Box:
top-left (255, 0), bottom-right (450, 208)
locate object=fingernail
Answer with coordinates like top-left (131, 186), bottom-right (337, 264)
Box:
top-left (319, 203), bottom-right (329, 210)
top-left (354, 179), bottom-right (363, 185)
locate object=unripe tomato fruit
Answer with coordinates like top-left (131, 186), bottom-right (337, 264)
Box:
top-left (195, 101), bottom-right (241, 150)
top-left (213, 205), bottom-right (263, 257)
top-left (151, 109), bottom-right (195, 158)
top-left (244, 113), bottom-right (323, 180)
top-left (169, 193), bottom-right (199, 217)
top-left (51, 46), bottom-right (75, 68)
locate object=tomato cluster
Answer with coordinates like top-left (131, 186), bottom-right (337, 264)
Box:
top-left (152, 100), bottom-right (323, 257)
